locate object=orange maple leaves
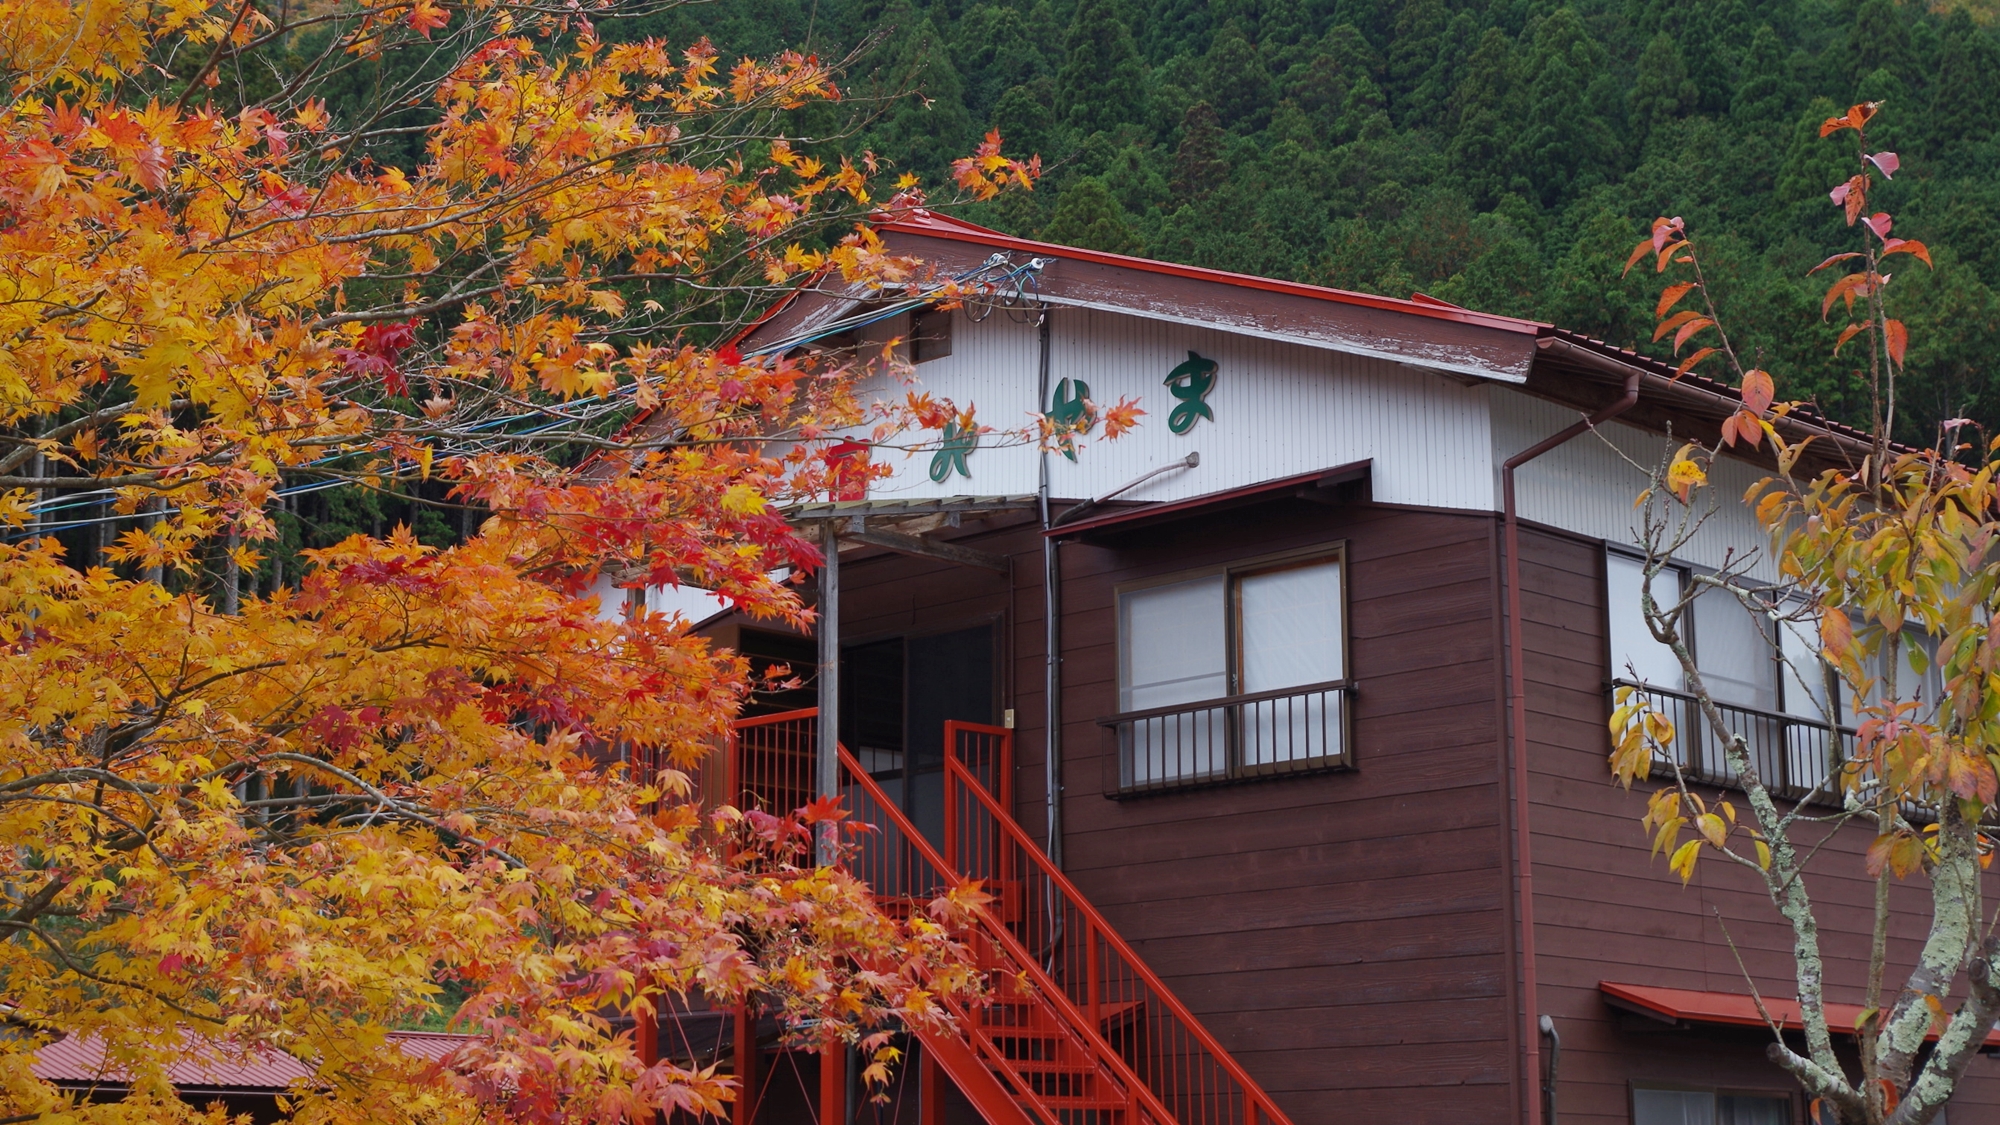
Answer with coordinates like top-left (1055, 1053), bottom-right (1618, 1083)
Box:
top-left (951, 129), bottom-right (1040, 201)
top-left (0, 2), bottom-right (1046, 1122)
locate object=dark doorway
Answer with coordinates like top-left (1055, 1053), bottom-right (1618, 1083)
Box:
top-left (839, 623), bottom-right (996, 848)
top-left (841, 638), bottom-right (906, 804)
top-left (737, 629), bottom-right (817, 716)
top-left (904, 625), bottom-right (996, 845)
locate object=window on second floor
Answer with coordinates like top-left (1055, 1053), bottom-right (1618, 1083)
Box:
top-left (1608, 553), bottom-right (1786, 708)
top-left (1111, 549), bottom-right (1349, 792)
top-left (1607, 551), bottom-right (1832, 794)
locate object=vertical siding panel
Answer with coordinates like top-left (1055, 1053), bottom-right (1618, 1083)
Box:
top-left (848, 305), bottom-right (1501, 510)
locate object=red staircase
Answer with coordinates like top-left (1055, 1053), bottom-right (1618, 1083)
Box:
top-left (714, 709), bottom-right (1294, 1125)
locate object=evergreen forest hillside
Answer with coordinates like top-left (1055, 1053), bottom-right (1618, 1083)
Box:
top-left (636, 0), bottom-right (2000, 441)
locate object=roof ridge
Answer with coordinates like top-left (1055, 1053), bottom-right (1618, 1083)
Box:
top-left (880, 209), bottom-right (1548, 337)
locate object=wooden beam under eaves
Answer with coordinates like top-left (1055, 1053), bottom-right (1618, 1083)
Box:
top-left (839, 526), bottom-right (1010, 573)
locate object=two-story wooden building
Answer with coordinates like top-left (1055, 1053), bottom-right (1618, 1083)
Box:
top-left (659, 211), bottom-right (2000, 1125)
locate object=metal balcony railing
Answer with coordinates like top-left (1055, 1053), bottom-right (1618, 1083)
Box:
top-left (1610, 679), bottom-right (1854, 804)
top-left (1098, 680), bottom-right (1352, 797)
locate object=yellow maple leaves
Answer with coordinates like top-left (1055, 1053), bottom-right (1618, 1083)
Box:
top-left (0, 1), bottom-right (1043, 1121)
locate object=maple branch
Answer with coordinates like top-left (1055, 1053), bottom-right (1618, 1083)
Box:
top-left (262, 751), bottom-right (525, 866)
top-left (0, 398), bottom-right (184, 476)
top-left (0, 2), bottom-right (88, 115)
top-left (0, 920), bottom-right (223, 1025)
top-left (173, 0), bottom-right (262, 115)
top-left (0, 767), bottom-right (162, 796)
top-left (3, 874), bottom-right (70, 926)
top-left (0, 472), bottom-right (163, 490)
top-left (307, 283), bottom-right (509, 329)
top-left (0, 792), bottom-right (175, 872)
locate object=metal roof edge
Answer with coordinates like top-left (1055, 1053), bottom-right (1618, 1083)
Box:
top-left (880, 211), bottom-right (1549, 338)
top-left (1531, 330), bottom-right (1902, 462)
top-left (1034, 293), bottom-right (1529, 384)
top-left (1598, 981), bottom-right (2000, 1047)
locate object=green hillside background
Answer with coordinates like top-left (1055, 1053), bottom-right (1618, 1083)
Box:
top-left (632, 0), bottom-right (2000, 442)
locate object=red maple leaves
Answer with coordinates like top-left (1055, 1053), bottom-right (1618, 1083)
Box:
top-left (337, 318), bottom-right (422, 395)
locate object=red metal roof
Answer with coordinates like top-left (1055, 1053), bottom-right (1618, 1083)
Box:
top-left (885, 211), bottom-right (1892, 459)
top-left (1600, 982), bottom-right (2000, 1047)
top-left (624, 210), bottom-right (1890, 474)
top-left (32, 1029), bottom-right (478, 1091)
top-left (879, 209), bottom-right (1547, 337)
top-left (1045, 460), bottom-right (1370, 540)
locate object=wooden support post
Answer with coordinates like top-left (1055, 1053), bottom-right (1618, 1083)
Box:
top-left (636, 1008), bottom-right (658, 1069)
top-left (733, 1003), bottom-right (756, 1125)
top-left (919, 1046), bottom-right (944, 1125)
top-left (819, 1038), bottom-right (846, 1125)
top-left (816, 520), bottom-right (840, 867)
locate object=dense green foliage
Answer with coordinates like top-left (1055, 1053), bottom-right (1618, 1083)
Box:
top-left (636, 0), bottom-right (2000, 440)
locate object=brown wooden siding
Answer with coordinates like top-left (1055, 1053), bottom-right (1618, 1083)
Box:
top-left (1052, 501), bottom-right (1517, 1123)
top-left (699, 499), bottom-right (2000, 1125)
top-left (1516, 523), bottom-right (2000, 1125)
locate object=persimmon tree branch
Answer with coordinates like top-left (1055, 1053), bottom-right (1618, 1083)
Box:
top-left (1610, 103), bottom-right (1988, 1123)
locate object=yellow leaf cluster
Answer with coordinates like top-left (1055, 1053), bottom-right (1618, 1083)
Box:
top-left (0, 1), bottom-right (1045, 1120)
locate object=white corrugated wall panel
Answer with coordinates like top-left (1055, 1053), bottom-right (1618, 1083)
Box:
top-left (1492, 390), bottom-right (1779, 581)
top-left (845, 306), bottom-right (1046, 497)
top-left (852, 306), bottom-right (1497, 511)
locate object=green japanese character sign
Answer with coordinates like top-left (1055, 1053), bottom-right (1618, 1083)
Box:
top-left (1164, 351), bottom-right (1217, 435)
top-left (1046, 377), bottom-right (1091, 462)
top-left (929, 419), bottom-right (977, 482)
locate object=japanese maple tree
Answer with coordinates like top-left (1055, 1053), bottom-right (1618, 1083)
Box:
top-left (1610, 101), bottom-right (1997, 1125)
top-left (0, 0), bottom-right (1037, 1121)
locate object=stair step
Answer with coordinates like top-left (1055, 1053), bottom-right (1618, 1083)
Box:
top-left (982, 1029), bottom-right (1066, 1041)
top-left (1004, 1059), bottom-right (1098, 1075)
top-left (1031, 1094), bottom-right (1131, 1110)
top-left (977, 1019), bottom-right (1064, 1036)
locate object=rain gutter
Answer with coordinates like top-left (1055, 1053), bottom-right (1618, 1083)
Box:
top-left (1502, 341), bottom-right (1641, 1125)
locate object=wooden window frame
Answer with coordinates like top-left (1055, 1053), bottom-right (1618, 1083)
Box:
top-left (1101, 543), bottom-right (1353, 797)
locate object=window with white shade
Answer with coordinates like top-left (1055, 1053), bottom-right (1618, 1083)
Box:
top-left (1607, 550), bottom-right (1855, 796)
top-left (1119, 573), bottom-right (1229, 782)
top-left (1113, 550), bottom-right (1348, 791)
top-left (1606, 552), bottom-right (1688, 691)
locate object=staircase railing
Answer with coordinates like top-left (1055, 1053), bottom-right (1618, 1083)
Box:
top-left (716, 709), bottom-right (1292, 1125)
top-left (940, 724), bottom-right (1291, 1125)
top-left (844, 750), bottom-right (1176, 1124)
